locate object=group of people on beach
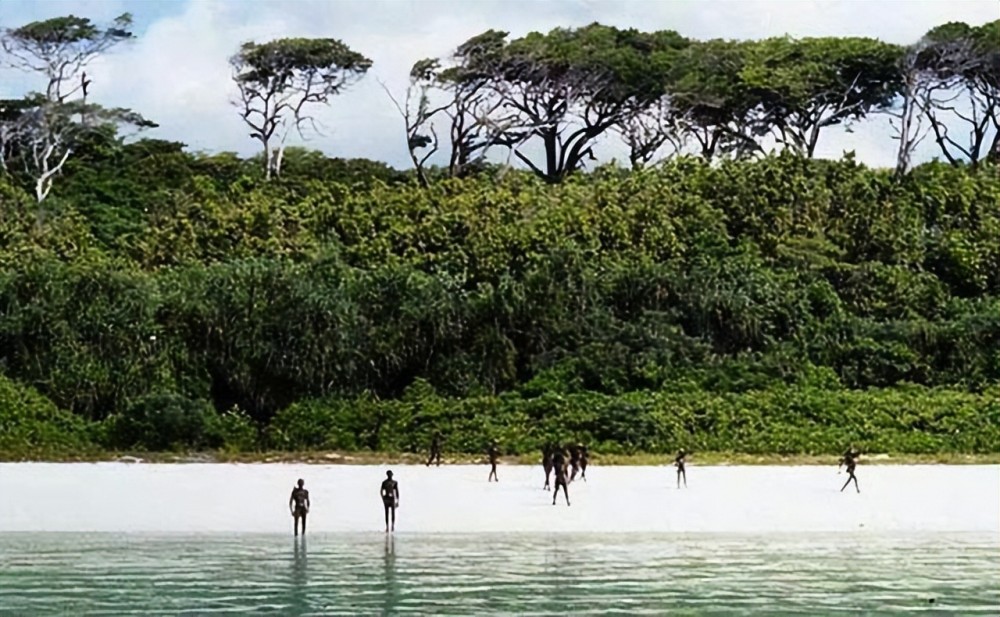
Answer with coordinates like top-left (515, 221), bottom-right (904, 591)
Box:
top-left (288, 440), bottom-right (863, 535)
top-left (541, 443), bottom-right (588, 505)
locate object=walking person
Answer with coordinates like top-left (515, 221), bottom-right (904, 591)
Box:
top-left (839, 448), bottom-right (860, 493)
top-left (569, 444), bottom-right (582, 483)
top-left (542, 444), bottom-right (553, 490)
top-left (426, 432), bottom-right (442, 467)
top-left (488, 440), bottom-right (500, 482)
top-left (552, 447), bottom-right (570, 506)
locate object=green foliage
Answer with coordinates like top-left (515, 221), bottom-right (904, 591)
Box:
top-left (268, 385), bottom-right (1000, 456)
top-left (230, 37), bottom-right (373, 178)
top-left (233, 37), bottom-right (372, 84)
top-left (103, 391), bottom-right (220, 451)
top-left (3, 15), bottom-right (998, 457)
top-left (0, 258), bottom-right (179, 418)
top-left (0, 373), bottom-right (94, 456)
top-left (454, 24), bottom-right (688, 181)
top-left (2, 143), bottom-right (999, 455)
top-left (4, 14), bottom-right (132, 48)
top-left (740, 37), bottom-right (903, 154)
top-left (214, 406), bottom-right (259, 452)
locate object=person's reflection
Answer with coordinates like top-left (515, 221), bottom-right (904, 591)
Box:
top-left (382, 534), bottom-right (400, 613)
top-left (288, 537), bottom-right (309, 615)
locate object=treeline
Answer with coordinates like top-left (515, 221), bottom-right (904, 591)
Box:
top-left (1, 12), bottom-right (998, 456)
top-left (1, 144), bottom-right (998, 455)
top-left (0, 14), bottom-right (997, 203)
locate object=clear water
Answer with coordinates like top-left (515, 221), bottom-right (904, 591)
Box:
top-left (1, 532), bottom-right (997, 615)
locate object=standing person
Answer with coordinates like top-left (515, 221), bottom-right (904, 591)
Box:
top-left (289, 478), bottom-right (310, 537)
top-left (542, 444), bottom-right (553, 490)
top-left (426, 432), bottom-right (442, 467)
top-left (569, 444), bottom-right (582, 483)
top-left (674, 450), bottom-right (687, 489)
top-left (552, 446), bottom-right (570, 506)
top-left (839, 448), bottom-right (860, 493)
top-left (487, 440), bottom-right (500, 482)
top-left (381, 470), bottom-right (400, 533)
top-left (579, 445), bottom-right (589, 481)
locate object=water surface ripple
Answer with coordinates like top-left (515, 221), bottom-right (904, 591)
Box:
top-left (1, 532), bottom-right (997, 615)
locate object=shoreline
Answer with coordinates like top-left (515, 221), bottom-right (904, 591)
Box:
top-left (2, 450), bottom-right (999, 466)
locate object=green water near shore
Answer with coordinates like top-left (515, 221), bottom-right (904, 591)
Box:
top-left (1, 532), bottom-right (996, 615)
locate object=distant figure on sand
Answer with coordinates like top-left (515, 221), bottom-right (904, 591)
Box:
top-left (674, 450), bottom-right (687, 488)
top-left (381, 470), bottom-right (400, 532)
top-left (426, 432), bottom-right (442, 467)
top-left (542, 445), bottom-right (553, 490)
top-left (569, 444), bottom-right (582, 482)
top-left (839, 448), bottom-right (860, 493)
top-left (289, 478), bottom-right (310, 536)
top-left (552, 447), bottom-right (570, 506)
top-left (579, 445), bottom-right (589, 481)
top-left (488, 441), bottom-right (500, 482)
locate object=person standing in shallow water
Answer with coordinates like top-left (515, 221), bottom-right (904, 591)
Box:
top-left (381, 470), bottom-right (400, 532)
top-left (674, 450), bottom-right (687, 488)
top-left (289, 478), bottom-right (310, 537)
top-left (839, 448), bottom-right (860, 493)
top-left (426, 432), bottom-right (442, 467)
top-left (487, 441), bottom-right (500, 482)
top-left (552, 447), bottom-right (570, 506)
top-left (542, 445), bottom-right (553, 490)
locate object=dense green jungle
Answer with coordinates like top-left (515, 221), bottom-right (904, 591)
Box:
top-left (2, 149), bottom-right (998, 458)
top-left (1, 16), bottom-right (998, 460)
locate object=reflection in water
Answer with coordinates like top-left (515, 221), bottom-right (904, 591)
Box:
top-left (0, 533), bottom-right (996, 615)
top-left (289, 537), bottom-right (308, 615)
top-left (383, 534), bottom-right (399, 614)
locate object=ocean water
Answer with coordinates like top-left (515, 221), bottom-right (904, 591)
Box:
top-left (0, 464), bottom-right (998, 614)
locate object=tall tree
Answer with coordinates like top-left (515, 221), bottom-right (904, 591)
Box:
top-left (456, 24), bottom-right (684, 183)
top-left (439, 30), bottom-right (530, 178)
top-left (1, 13), bottom-right (133, 103)
top-left (916, 20), bottom-right (1000, 168)
top-left (889, 43), bottom-right (933, 176)
top-left (615, 95), bottom-right (683, 169)
top-left (740, 36), bottom-right (904, 157)
top-left (386, 32), bottom-right (531, 185)
top-left (666, 39), bottom-right (764, 160)
top-left (230, 38), bottom-right (372, 179)
top-left (382, 59), bottom-right (450, 188)
top-left (0, 14), bottom-right (150, 205)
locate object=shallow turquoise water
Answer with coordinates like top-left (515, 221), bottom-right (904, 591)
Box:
top-left (1, 532), bottom-right (997, 615)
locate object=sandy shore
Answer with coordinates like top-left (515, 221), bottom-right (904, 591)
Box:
top-left (1, 462), bottom-right (997, 533)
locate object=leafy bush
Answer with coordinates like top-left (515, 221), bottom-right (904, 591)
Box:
top-left (0, 374), bottom-right (96, 457)
top-left (266, 385), bottom-right (1000, 455)
top-left (212, 406), bottom-right (260, 452)
top-left (103, 392), bottom-right (221, 451)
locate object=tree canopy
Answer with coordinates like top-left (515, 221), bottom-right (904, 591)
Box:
top-left (230, 37), bottom-right (372, 179)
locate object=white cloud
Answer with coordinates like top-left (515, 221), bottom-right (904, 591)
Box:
top-left (3, 0), bottom-right (998, 168)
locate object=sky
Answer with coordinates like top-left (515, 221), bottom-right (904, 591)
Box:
top-left (1, 0), bottom-right (998, 169)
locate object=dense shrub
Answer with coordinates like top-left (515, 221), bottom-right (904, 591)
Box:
top-left (268, 384), bottom-right (1000, 455)
top-left (0, 374), bottom-right (96, 457)
top-left (103, 392), bottom-right (221, 451)
top-left (1, 152), bottom-right (998, 455)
